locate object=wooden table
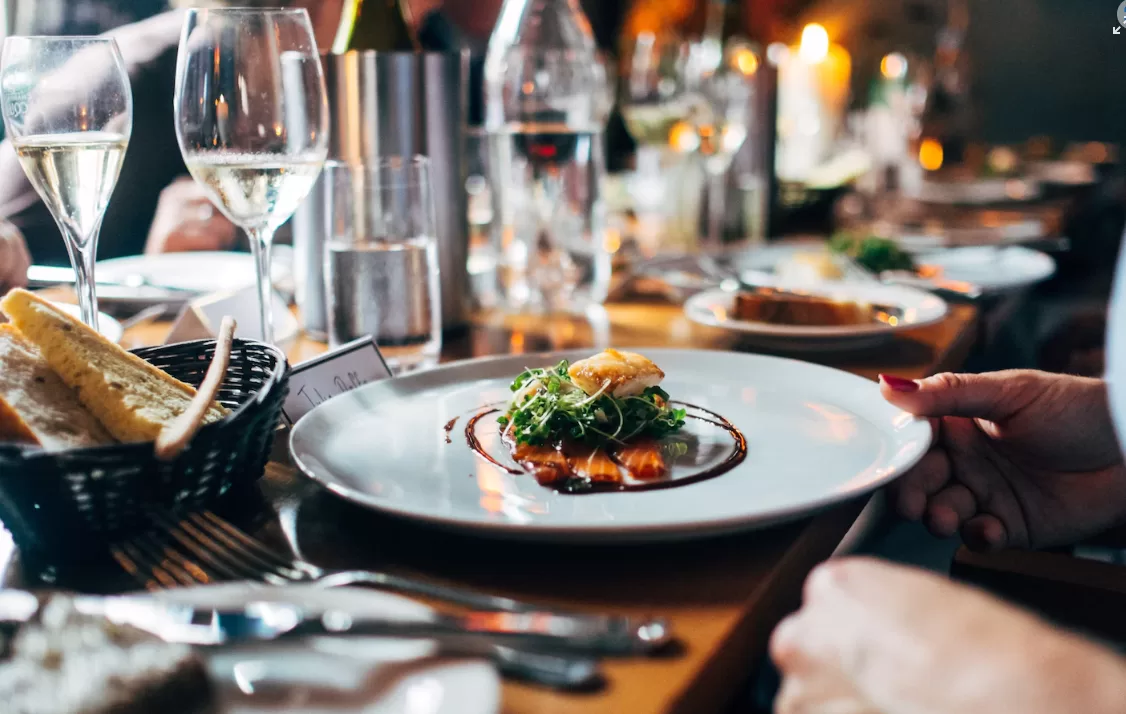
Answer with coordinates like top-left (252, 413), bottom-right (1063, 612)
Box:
top-left (7, 299), bottom-right (979, 714)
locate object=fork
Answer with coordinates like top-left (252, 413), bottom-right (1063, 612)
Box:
top-left (111, 510), bottom-right (669, 655)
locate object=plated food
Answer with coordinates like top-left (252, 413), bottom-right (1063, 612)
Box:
top-left (827, 232), bottom-right (916, 274)
top-left (733, 289), bottom-right (880, 327)
top-left (0, 289), bottom-right (226, 450)
top-left (290, 348), bottom-right (933, 542)
top-left (468, 349), bottom-right (745, 493)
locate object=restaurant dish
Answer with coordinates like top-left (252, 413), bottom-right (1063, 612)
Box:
top-left (0, 289), bottom-right (227, 450)
top-left (467, 349), bottom-right (746, 493)
top-left (733, 289), bottom-right (878, 327)
top-left (827, 232), bottom-right (916, 274)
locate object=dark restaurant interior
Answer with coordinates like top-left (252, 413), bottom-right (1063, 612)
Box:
top-left (0, 0), bottom-right (1124, 712)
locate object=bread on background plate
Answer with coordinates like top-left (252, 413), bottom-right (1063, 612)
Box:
top-left (0, 289), bottom-right (228, 444)
top-left (0, 324), bottom-right (114, 450)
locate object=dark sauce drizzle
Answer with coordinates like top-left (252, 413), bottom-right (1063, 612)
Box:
top-left (462, 402), bottom-right (747, 493)
top-left (443, 417), bottom-right (459, 444)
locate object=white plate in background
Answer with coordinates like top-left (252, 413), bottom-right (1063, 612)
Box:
top-left (917, 246), bottom-right (1055, 294)
top-left (684, 282), bottom-right (948, 353)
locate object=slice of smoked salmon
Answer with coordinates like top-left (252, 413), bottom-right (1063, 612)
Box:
top-left (564, 445), bottom-right (623, 483)
top-left (613, 440), bottom-right (668, 481)
top-left (511, 442), bottom-right (571, 486)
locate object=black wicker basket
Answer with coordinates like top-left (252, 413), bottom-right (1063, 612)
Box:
top-left (0, 338), bottom-right (288, 562)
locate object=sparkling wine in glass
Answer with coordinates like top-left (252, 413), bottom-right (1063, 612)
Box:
top-left (0, 37), bottom-right (132, 328)
top-left (175, 8), bottom-right (329, 344)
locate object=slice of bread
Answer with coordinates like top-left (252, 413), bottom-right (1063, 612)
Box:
top-left (0, 324), bottom-right (114, 450)
top-left (0, 289), bottom-right (228, 444)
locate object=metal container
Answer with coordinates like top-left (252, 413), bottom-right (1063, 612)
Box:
top-left (293, 50), bottom-right (470, 336)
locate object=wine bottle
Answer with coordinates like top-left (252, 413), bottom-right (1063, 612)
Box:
top-left (332, 0), bottom-right (420, 53)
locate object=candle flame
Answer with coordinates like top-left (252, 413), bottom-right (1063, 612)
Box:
top-left (799, 24), bottom-right (830, 64)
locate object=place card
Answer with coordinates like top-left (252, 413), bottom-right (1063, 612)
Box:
top-left (165, 285), bottom-right (298, 345)
top-left (282, 336), bottom-right (393, 423)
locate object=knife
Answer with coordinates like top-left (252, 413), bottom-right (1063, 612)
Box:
top-left (74, 598), bottom-right (670, 656)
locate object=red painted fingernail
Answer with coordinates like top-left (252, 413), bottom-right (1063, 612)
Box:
top-left (880, 374), bottom-right (920, 393)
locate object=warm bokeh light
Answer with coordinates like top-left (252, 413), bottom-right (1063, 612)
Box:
top-left (733, 47), bottom-right (760, 76)
top-left (602, 228), bottom-right (622, 254)
top-left (766, 42), bottom-right (789, 66)
top-left (919, 139), bottom-right (944, 171)
top-left (880, 52), bottom-right (908, 80)
top-left (668, 120), bottom-right (700, 153)
top-left (798, 23), bottom-right (830, 64)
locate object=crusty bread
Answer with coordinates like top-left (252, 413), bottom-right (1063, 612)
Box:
top-left (0, 324), bottom-right (114, 450)
top-left (0, 289), bottom-right (228, 444)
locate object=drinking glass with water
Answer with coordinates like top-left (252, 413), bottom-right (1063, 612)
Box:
top-left (484, 0), bottom-right (612, 313)
top-left (323, 158), bottom-right (441, 373)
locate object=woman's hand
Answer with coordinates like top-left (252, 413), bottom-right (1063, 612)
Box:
top-left (144, 177), bottom-right (237, 255)
top-left (771, 558), bottom-right (1126, 714)
top-left (879, 370), bottom-right (1126, 550)
top-left (0, 219), bottom-right (30, 292)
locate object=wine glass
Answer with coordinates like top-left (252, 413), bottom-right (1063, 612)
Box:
top-left (686, 40), bottom-right (756, 249)
top-left (0, 37), bottom-right (132, 328)
top-left (620, 32), bottom-right (691, 176)
top-left (174, 8), bottom-right (329, 344)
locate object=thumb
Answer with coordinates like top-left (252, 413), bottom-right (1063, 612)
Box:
top-left (879, 371), bottom-right (1037, 422)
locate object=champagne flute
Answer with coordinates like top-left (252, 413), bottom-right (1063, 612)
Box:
top-left (0, 37), bottom-right (132, 328)
top-left (174, 8), bottom-right (328, 344)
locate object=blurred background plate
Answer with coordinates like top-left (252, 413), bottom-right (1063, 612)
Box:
top-left (915, 246), bottom-right (1056, 295)
top-left (684, 283), bottom-right (948, 353)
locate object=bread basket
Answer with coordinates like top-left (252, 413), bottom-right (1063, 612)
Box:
top-left (0, 337), bottom-right (288, 563)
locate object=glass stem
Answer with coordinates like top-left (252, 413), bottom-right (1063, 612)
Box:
top-left (246, 225), bottom-right (277, 345)
top-left (706, 169), bottom-right (726, 250)
top-left (66, 229), bottom-right (100, 330)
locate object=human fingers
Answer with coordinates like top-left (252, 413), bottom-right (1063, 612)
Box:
top-left (925, 483), bottom-right (978, 537)
top-left (962, 514), bottom-right (1009, 551)
top-left (879, 371), bottom-right (1039, 422)
top-left (888, 448), bottom-right (952, 521)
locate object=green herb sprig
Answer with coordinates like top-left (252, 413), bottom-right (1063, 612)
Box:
top-left (498, 360), bottom-right (686, 447)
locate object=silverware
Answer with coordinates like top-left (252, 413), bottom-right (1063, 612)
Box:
top-left (111, 510), bottom-right (670, 656)
top-left (112, 509), bottom-right (666, 648)
top-left (0, 593), bottom-right (601, 691)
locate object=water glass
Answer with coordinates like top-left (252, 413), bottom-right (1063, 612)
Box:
top-left (485, 48), bottom-right (611, 313)
top-left (324, 158), bottom-right (441, 373)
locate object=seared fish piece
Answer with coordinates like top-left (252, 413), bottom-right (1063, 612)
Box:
top-left (567, 349), bottom-right (665, 397)
top-left (511, 442), bottom-right (571, 486)
top-left (565, 445), bottom-right (623, 483)
top-left (613, 439), bottom-right (668, 481)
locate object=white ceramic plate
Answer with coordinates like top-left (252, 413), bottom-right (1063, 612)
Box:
top-left (684, 283), bottom-right (948, 353)
top-left (96, 248), bottom-right (294, 305)
top-left (917, 246), bottom-right (1055, 294)
top-left (144, 583), bottom-right (500, 714)
top-left (290, 349), bottom-right (932, 543)
top-left (909, 176), bottom-right (1041, 204)
top-left (54, 302), bottom-right (123, 344)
